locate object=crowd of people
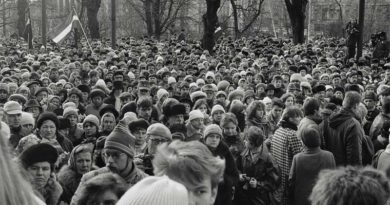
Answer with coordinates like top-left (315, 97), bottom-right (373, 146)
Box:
top-left (1, 34), bottom-right (390, 205)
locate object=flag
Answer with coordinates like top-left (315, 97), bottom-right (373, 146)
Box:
top-left (52, 15), bottom-right (81, 44)
top-left (23, 15), bottom-right (33, 49)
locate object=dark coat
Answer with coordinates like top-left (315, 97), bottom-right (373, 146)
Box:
top-left (320, 108), bottom-right (363, 166)
top-left (222, 132), bottom-right (245, 162)
top-left (207, 142), bottom-right (239, 205)
top-left (236, 144), bottom-right (281, 205)
top-left (288, 148), bottom-right (336, 205)
top-left (57, 165), bottom-right (83, 203)
top-left (369, 113), bottom-right (390, 140)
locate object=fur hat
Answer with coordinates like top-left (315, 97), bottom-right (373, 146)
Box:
top-left (89, 89), bottom-right (106, 99)
top-left (190, 91), bottom-right (207, 102)
top-left (105, 119), bottom-right (136, 157)
top-left (129, 119), bottom-right (150, 133)
top-left (63, 107), bottom-right (79, 118)
top-left (19, 143), bottom-right (58, 168)
top-left (312, 85), bottom-right (326, 94)
top-left (228, 90), bottom-right (245, 102)
top-left (165, 103), bottom-right (186, 118)
top-left (116, 176), bottom-right (188, 205)
top-left (36, 112), bottom-right (59, 129)
top-left (146, 123), bottom-right (171, 140)
top-left (100, 104), bottom-right (119, 119)
top-left (83, 114), bottom-right (100, 128)
top-left (290, 73), bottom-right (303, 82)
top-left (217, 80), bottom-right (230, 91)
top-left (20, 112), bottom-right (35, 127)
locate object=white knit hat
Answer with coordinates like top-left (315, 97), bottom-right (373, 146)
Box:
top-left (116, 176), bottom-right (188, 205)
top-left (211, 104), bottom-right (225, 116)
top-left (157, 89), bottom-right (169, 101)
top-left (189, 109), bottom-right (204, 121)
top-left (20, 112), bottom-right (35, 127)
top-left (168, 77), bottom-right (176, 85)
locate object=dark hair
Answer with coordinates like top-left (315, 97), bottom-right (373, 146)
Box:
top-left (246, 101), bottom-right (265, 121)
top-left (281, 106), bottom-right (303, 122)
top-left (383, 98), bottom-right (390, 114)
top-left (301, 126), bottom-right (321, 148)
top-left (137, 97), bottom-right (153, 108)
top-left (342, 91), bottom-right (362, 109)
top-left (245, 126), bottom-right (264, 147)
top-left (303, 97), bottom-right (320, 116)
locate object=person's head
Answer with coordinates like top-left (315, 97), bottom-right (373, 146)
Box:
top-left (136, 97), bottom-right (153, 121)
top-left (77, 173), bottom-right (127, 205)
top-left (20, 112), bottom-right (35, 136)
top-left (146, 123), bottom-right (172, 155)
top-left (193, 99), bottom-right (209, 115)
top-left (203, 124), bottom-right (223, 148)
top-left (363, 92), bottom-right (377, 110)
top-left (68, 88), bottom-right (83, 106)
top-left (271, 98), bottom-right (284, 119)
top-left (303, 97), bottom-right (320, 116)
top-left (244, 126), bottom-right (264, 149)
top-left (301, 125), bottom-right (321, 148)
top-left (153, 140), bottom-right (225, 205)
top-left (189, 110), bottom-right (204, 130)
top-left (220, 112), bottom-right (238, 136)
top-left (20, 143), bottom-right (58, 190)
top-left (116, 176), bottom-right (189, 205)
top-left (281, 106), bottom-right (303, 126)
top-left (63, 107), bottom-right (79, 126)
top-left (281, 93), bottom-right (295, 108)
top-left (166, 103), bottom-right (186, 126)
top-left (129, 119), bottom-right (149, 146)
top-left (310, 166), bottom-right (389, 205)
top-left (4, 101), bottom-right (22, 128)
top-left (103, 120), bottom-right (135, 174)
top-left (83, 115), bottom-right (100, 137)
top-left (69, 144), bottom-right (94, 175)
top-left (101, 112), bottom-right (116, 132)
top-left (342, 91), bottom-right (362, 112)
top-left (36, 112), bottom-right (59, 140)
top-left (0, 83), bottom-right (9, 100)
top-left (246, 100), bottom-right (266, 121)
top-left (90, 89), bottom-right (106, 108)
top-left (211, 105), bottom-right (225, 124)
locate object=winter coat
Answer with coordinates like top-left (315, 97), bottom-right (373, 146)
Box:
top-left (288, 148), bottom-right (336, 205)
top-left (9, 126), bottom-right (23, 149)
top-left (236, 144), bottom-right (281, 205)
top-left (207, 142), bottom-right (239, 205)
top-left (321, 108), bottom-right (363, 166)
top-left (270, 120), bottom-right (302, 205)
top-left (57, 165), bottom-right (83, 203)
top-left (68, 125), bottom-right (84, 145)
top-left (297, 115), bottom-right (323, 148)
top-left (70, 165), bottom-right (147, 205)
top-left (246, 118), bottom-right (273, 139)
top-left (222, 132), bottom-right (245, 162)
top-left (185, 123), bottom-right (204, 141)
top-left (376, 147), bottom-right (390, 178)
top-left (34, 177), bottom-right (64, 205)
top-left (369, 113), bottom-right (390, 140)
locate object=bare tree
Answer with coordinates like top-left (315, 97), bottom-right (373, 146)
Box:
top-left (17, 0), bottom-right (28, 37)
top-left (333, 0), bottom-right (344, 35)
top-left (230, 0), bottom-right (265, 39)
top-left (202, 0), bottom-right (221, 54)
top-left (284, 0), bottom-right (308, 44)
top-left (125, 0), bottom-right (190, 39)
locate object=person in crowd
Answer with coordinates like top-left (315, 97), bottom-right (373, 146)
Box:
top-left (202, 124), bottom-right (239, 205)
top-left (153, 140), bottom-right (225, 205)
top-left (186, 109), bottom-right (205, 141)
top-left (289, 126), bottom-right (335, 205)
top-left (297, 97), bottom-right (323, 146)
top-left (246, 100), bottom-right (272, 139)
top-left (5, 101), bottom-right (24, 148)
top-left (116, 176), bottom-right (189, 205)
top-left (267, 98), bottom-right (284, 134)
top-left (58, 144), bottom-right (96, 203)
top-left (321, 91), bottom-right (364, 166)
top-left (20, 111), bottom-right (35, 137)
top-left (75, 173), bottom-right (127, 205)
top-left (370, 97), bottom-right (390, 140)
top-left (363, 91), bottom-right (380, 135)
top-left (85, 89), bottom-right (107, 118)
top-left (129, 119), bottom-right (149, 155)
top-left (36, 112), bottom-right (73, 153)
top-left (310, 166), bottom-right (390, 205)
top-left (220, 112), bottom-right (245, 162)
top-left (71, 119), bottom-right (147, 205)
top-left (19, 143), bottom-right (64, 205)
top-left (236, 126), bottom-right (281, 205)
top-left (63, 107), bottom-right (84, 145)
top-left (99, 112), bottom-right (116, 137)
top-left (210, 104), bottom-right (225, 125)
top-left (270, 106), bottom-right (303, 205)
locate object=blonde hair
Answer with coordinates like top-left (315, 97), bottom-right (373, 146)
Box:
top-left (0, 124), bottom-right (39, 205)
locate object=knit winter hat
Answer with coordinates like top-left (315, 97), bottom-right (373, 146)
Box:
top-left (63, 107), bottom-right (79, 118)
top-left (211, 105), bottom-right (225, 116)
top-left (168, 77), bottom-right (176, 85)
top-left (21, 112), bottom-right (35, 127)
top-left (116, 176), bottom-right (189, 205)
top-left (217, 80), bottom-right (230, 91)
top-left (105, 119), bottom-right (136, 158)
top-left (189, 109), bottom-right (204, 121)
top-left (83, 114), bottom-right (100, 128)
top-left (156, 89), bottom-right (169, 102)
top-left (146, 123), bottom-right (172, 140)
top-left (204, 124), bottom-right (222, 139)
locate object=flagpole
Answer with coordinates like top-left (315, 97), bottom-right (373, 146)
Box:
top-left (72, 7), bottom-right (93, 53)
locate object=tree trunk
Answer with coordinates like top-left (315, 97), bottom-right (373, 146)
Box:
top-left (285, 0), bottom-right (307, 44)
top-left (17, 0), bottom-right (27, 37)
top-left (87, 0), bottom-right (101, 39)
top-left (230, 0), bottom-right (240, 39)
top-left (153, 0), bottom-right (161, 39)
top-left (144, 0), bottom-right (154, 37)
top-left (202, 0), bottom-right (221, 55)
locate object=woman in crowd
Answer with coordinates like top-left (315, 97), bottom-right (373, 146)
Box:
top-left (220, 112), bottom-right (244, 162)
top-left (246, 101), bottom-right (272, 139)
top-left (99, 112), bottom-right (116, 137)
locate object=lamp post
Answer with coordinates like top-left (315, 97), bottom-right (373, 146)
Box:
top-left (356, 0), bottom-right (365, 59)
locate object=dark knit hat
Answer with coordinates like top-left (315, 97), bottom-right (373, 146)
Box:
top-left (203, 124), bottom-right (222, 139)
top-left (100, 104), bottom-right (119, 119)
top-left (36, 112), bottom-right (59, 129)
top-left (146, 123), bottom-right (172, 141)
top-left (105, 119), bottom-right (136, 158)
top-left (20, 143), bottom-right (58, 169)
top-left (77, 84), bottom-right (90, 93)
top-left (89, 89), bottom-right (106, 99)
top-left (129, 119), bottom-right (150, 133)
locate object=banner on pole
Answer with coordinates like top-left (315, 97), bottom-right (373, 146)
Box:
top-left (52, 15), bottom-right (80, 43)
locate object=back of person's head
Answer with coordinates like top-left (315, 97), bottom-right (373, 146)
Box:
top-left (281, 106), bottom-right (303, 122)
top-left (245, 126), bottom-right (264, 147)
top-left (310, 166), bottom-right (388, 205)
top-left (153, 140), bottom-right (225, 190)
top-left (342, 91), bottom-right (362, 110)
top-left (246, 101), bottom-right (265, 120)
top-left (77, 173), bottom-right (127, 205)
top-left (137, 97), bottom-right (153, 108)
top-left (303, 97), bottom-right (320, 116)
top-left (382, 97), bottom-right (390, 114)
top-left (220, 112), bottom-right (238, 128)
top-left (301, 125), bottom-right (321, 148)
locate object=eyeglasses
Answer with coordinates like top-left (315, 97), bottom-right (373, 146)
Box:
top-left (102, 151), bottom-right (125, 160)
